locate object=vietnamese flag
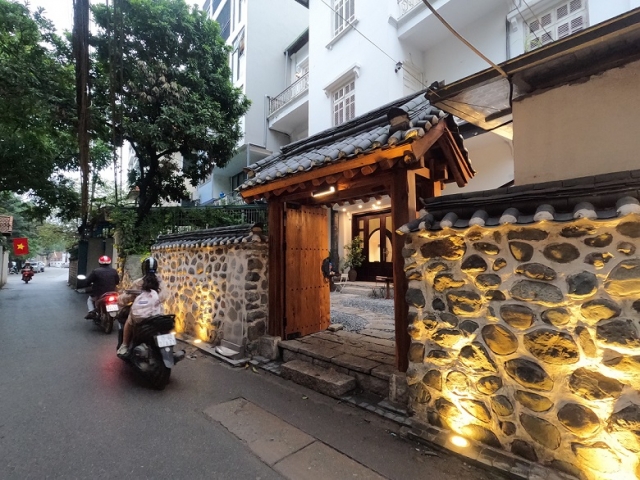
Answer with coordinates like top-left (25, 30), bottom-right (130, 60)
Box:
top-left (12, 238), bottom-right (29, 256)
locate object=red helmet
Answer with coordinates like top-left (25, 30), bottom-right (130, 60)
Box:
top-left (98, 255), bottom-right (111, 265)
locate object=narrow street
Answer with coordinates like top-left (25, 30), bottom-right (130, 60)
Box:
top-left (0, 269), bottom-right (492, 480)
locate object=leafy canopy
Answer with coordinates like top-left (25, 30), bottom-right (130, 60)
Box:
top-left (91, 0), bottom-right (250, 224)
top-left (0, 0), bottom-right (79, 219)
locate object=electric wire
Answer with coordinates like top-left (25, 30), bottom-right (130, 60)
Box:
top-left (521, 0), bottom-right (554, 45)
top-left (512, 0), bottom-right (544, 49)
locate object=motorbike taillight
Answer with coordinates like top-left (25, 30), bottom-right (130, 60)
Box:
top-left (107, 295), bottom-right (117, 303)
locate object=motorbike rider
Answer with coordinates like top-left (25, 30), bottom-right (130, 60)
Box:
top-left (21, 262), bottom-right (34, 275)
top-left (84, 256), bottom-right (120, 319)
top-left (117, 256), bottom-right (167, 357)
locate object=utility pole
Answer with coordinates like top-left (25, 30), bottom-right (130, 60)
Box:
top-left (73, 0), bottom-right (91, 236)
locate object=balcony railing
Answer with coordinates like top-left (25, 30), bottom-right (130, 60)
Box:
top-left (268, 72), bottom-right (309, 116)
top-left (397, 0), bottom-right (422, 16)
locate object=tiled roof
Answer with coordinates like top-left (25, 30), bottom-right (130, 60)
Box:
top-left (399, 170), bottom-right (640, 233)
top-left (152, 224), bottom-right (267, 250)
top-left (239, 90), bottom-right (470, 191)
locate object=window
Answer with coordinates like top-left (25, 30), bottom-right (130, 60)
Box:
top-left (215, 1), bottom-right (231, 41)
top-left (332, 80), bottom-right (355, 126)
top-left (525, 0), bottom-right (588, 51)
top-left (231, 30), bottom-right (245, 81)
top-left (333, 0), bottom-right (355, 37)
top-left (231, 171), bottom-right (246, 191)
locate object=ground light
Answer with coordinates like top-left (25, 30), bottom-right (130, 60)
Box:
top-left (450, 435), bottom-right (469, 448)
top-left (193, 339), bottom-right (202, 344)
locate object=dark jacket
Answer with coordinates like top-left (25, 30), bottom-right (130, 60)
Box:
top-left (86, 265), bottom-right (120, 298)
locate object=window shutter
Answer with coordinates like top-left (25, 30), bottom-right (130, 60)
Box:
top-left (525, 0), bottom-right (589, 52)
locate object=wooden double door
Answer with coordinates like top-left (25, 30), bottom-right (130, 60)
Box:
top-left (352, 210), bottom-right (393, 281)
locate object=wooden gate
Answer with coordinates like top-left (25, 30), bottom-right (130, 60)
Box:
top-left (284, 204), bottom-right (330, 338)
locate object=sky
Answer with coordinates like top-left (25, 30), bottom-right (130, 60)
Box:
top-left (27, 0), bottom-right (75, 34)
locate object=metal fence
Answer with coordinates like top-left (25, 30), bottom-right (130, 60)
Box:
top-left (268, 72), bottom-right (309, 115)
top-left (159, 205), bottom-right (268, 234)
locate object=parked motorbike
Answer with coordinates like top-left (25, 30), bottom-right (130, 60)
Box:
top-left (116, 293), bottom-right (185, 390)
top-left (92, 291), bottom-right (119, 334)
top-left (21, 268), bottom-right (34, 283)
top-left (9, 265), bottom-right (18, 274)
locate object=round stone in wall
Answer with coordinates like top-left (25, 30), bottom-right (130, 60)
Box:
top-left (406, 288), bottom-right (426, 308)
top-left (500, 303), bottom-right (535, 329)
top-left (508, 241), bottom-right (534, 262)
top-left (515, 263), bottom-right (557, 281)
top-left (476, 375), bottom-right (502, 395)
top-left (581, 298), bottom-right (621, 322)
top-left (504, 358), bottom-right (553, 391)
top-left (422, 370), bottom-right (442, 391)
top-left (557, 403), bottom-right (600, 437)
top-left (414, 384), bottom-right (431, 404)
top-left (511, 439), bottom-right (538, 462)
top-left (575, 326), bottom-right (598, 357)
top-left (584, 233), bottom-right (613, 248)
top-left (445, 371), bottom-right (469, 394)
top-left (508, 228), bottom-right (548, 241)
top-left (584, 252), bottom-right (614, 269)
top-left (510, 280), bottom-right (564, 306)
top-left (569, 367), bottom-right (623, 401)
top-left (520, 413), bottom-right (561, 450)
top-left (493, 258), bottom-right (507, 271)
top-left (433, 274), bottom-right (465, 292)
top-left (541, 307), bottom-right (571, 327)
top-left (482, 324), bottom-right (518, 355)
top-left (571, 442), bottom-right (622, 474)
top-left (490, 395), bottom-right (513, 417)
top-left (475, 274), bottom-right (501, 289)
top-left (460, 424), bottom-right (501, 448)
top-left (432, 329), bottom-right (463, 348)
top-left (420, 235), bottom-right (467, 260)
top-left (616, 221), bottom-right (640, 238)
top-left (461, 254), bottom-right (487, 272)
top-left (524, 328), bottom-right (580, 365)
top-left (426, 261), bottom-right (449, 273)
top-left (484, 289), bottom-right (506, 301)
top-left (566, 271), bottom-right (598, 297)
top-left (459, 343), bottom-right (498, 373)
top-left (515, 390), bottom-right (554, 412)
top-left (460, 398), bottom-right (491, 423)
top-left (500, 421), bottom-right (516, 436)
top-left (603, 354), bottom-right (640, 375)
top-left (605, 259), bottom-right (640, 297)
top-left (607, 403), bottom-right (640, 453)
top-left (561, 225), bottom-right (596, 238)
top-left (435, 397), bottom-right (461, 428)
top-left (426, 349), bottom-right (451, 364)
top-left (459, 320), bottom-right (479, 335)
top-left (617, 241), bottom-right (636, 255)
top-left (473, 242), bottom-right (500, 255)
top-left (596, 318), bottom-right (640, 350)
top-left (409, 343), bottom-right (425, 363)
top-left (432, 297), bottom-right (446, 311)
top-left (543, 243), bottom-right (580, 263)
top-left (439, 312), bottom-right (459, 328)
top-left (446, 290), bottom-right (482, 316)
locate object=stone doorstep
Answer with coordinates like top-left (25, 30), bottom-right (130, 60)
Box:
top-left (280, 360), bottom-right (356, 398)
top-left (331, 353), bottom-right (381, 374)
top-left (403, 422), bottom-right (579, 480)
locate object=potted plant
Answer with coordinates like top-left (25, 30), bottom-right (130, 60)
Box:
top-left (344, 236), bottom-right (365, 281)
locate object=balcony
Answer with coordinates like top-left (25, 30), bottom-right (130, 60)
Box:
top-left (268, 73), bottom-right (309, 138)
top-left (268, 73), bottom-right (309, 115)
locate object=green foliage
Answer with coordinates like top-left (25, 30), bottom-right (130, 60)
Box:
top-left (0, 1), bottom-right (79, 219)
top-left (344, 236), bottom-right (365, 270)
top-left (111, 206), bottom-right (243, 255)
top-left (91, 0), bottom-right (250, 227)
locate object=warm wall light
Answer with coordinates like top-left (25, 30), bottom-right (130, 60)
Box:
top-left (193, 339), bottom-right (202, 344)
top-left (312, 186), bottom-right (335, 197)
top-left (342, 208), bottom-right (346, 212)
top-left (376, 200), bottom-right (381, 205)
top-left (358, 205), bottom-right (363, 208)
top-left (450, 435), bottom-right (469, 448)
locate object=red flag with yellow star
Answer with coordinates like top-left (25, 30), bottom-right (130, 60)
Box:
top-left (12, 238), bottom-right (29, 256)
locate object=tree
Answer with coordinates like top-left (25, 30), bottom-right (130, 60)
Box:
top-left (91, 0), bottom-right (250, 227)
top-left (0, 1), bottom-right (80, 219)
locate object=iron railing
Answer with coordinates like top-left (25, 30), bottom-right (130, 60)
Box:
top-left (161, 204), bottom-right (268, 234)
top-left (397, 0), bottom-right (422, 15)
top-left (268, 72), bottom-right (309, 115)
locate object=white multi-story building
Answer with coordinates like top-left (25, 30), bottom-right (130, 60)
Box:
top-left (196, 0), bottom-right (308, 205)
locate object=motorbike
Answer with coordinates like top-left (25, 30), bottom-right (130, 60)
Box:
top-left (92, 291), bottom-right (119, 334)
top-left (116, 292), bottom-right (185, 390)
top-left (21, 268), bottom-right (34, 283)
top-left (9, 265), bottom-right (18, 274)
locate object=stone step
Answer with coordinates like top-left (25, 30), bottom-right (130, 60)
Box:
top-left (281, 360), bottom-right (356, 398)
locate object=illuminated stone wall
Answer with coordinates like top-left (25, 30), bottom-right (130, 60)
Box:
top-left (151, 241), bottom-right (268, 353)
top-left (403, 216), bottom-right (640, 480)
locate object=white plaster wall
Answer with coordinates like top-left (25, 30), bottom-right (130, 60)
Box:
top-left (513, 59), bottom-right (640, 185)
top-left (308, 0), bottom-right (420, 135)
top-left (422, 4), bottom-right (509, 86)
top-left (442, 132), bottom-right (514, 196)
top-left (245, 0), bottom-right (308, 150)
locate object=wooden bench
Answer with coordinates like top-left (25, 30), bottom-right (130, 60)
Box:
top-left (375, 276), bottom-right (393, 299)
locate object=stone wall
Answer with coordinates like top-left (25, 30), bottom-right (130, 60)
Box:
top-left (402, 216), bottom-right (640, 480)
top-left (151, 225), bottom-right (268, 353)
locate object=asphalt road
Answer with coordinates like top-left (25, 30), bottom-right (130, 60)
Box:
top-left (0, 269), bottom-right (492, 480)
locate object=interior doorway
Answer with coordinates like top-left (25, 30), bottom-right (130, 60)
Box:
top-left (352, 210), bottom-right (393, 281)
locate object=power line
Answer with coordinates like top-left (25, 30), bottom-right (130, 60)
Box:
top-left (511, 0), bottom-right (545, 49)
top-left (521, 0), bottom-right (554, 45)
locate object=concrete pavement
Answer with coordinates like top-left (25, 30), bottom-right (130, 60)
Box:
top-left (0, 268), bottom-right (493, 479)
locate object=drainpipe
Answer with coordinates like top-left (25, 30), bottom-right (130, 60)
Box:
top-left (263, 95), bottom-right (269, 149)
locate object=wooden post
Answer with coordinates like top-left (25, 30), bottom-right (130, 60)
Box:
top-left (391, 169), bottom-right (416, 372)
top-left (268, 200), bottom-right (285, 338)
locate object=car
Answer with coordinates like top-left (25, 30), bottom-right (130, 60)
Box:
top-left (36, 262), bottom-right (45, 272)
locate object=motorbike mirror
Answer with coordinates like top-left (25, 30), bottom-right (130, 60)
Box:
top-left (77, 275), bottom-right (86, 280)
